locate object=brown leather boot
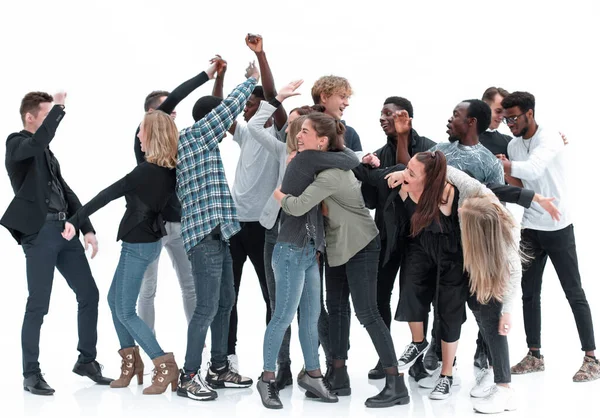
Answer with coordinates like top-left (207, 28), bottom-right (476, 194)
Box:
top-left (110, 346), bottom-right (144, 388)
top-left (143, 353), bottom-right (178, 395)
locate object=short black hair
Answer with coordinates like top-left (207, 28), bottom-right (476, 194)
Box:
top-left (192, 96), bottom-right (223, 122)
top-left (383, 96), bottom-right (414, 118)
top-left (501, 91), bottom-right (535, 116)
top-left (463, 99), bottom-right (491, 135)
top-left (252, 86), bottom-right (264, 100)
top-left (144, 90), bottom-right (170, 112)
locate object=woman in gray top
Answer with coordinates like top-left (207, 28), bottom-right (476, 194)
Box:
top-left (276, 125), bottom-right (411, 408)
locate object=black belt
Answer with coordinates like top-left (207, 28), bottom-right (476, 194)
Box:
top-left (46, 212), bottom-right (67, 221)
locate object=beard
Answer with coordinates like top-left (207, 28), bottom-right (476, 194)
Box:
top-left (448, 134), bottom-right (460, 143)
top-left (517, 115), bottom-right (530, 137)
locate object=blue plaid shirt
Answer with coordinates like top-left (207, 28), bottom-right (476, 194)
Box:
top-left (176, 77), bottom-right (257, 253)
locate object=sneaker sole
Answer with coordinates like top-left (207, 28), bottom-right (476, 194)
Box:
top-left (298, 381), bottom-right (339, 403)
top-left (305, 387), bottom-right (351, 397)
top-left (510, 368), bottom-right (544, 375)
top-left (365, 395), bottom-right (410, 408)
top-left (208, 381), bottom-right (252, 389)
top-left (261, 401), bottom-right (284, 410)
top-left (429, 392), bottom-right (451, 400)
top-left (176, 388), bottom-right (218, 401)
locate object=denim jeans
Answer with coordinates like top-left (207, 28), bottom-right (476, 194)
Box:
top-left (469, 296), bottom-right (510, 384)
top-left (326, 237), bottom-right (398, 368)
top-left (264, 218), bottom-right (293, 366)
top-left (138, 222), bottom-right (196, 334)
top-left (263, 242), bottom-right (321, 372)
top-left (520, 225), bottom-right (596, 351)
top-left (107, 241), bottom-right (165, 359)
top-left (183, 238), bottom-right (235, 372)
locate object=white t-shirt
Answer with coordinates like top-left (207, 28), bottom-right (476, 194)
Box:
top-left (231, 121), bottom-right (283, 222)
top-left (508, 125), bottom-right (571, 231)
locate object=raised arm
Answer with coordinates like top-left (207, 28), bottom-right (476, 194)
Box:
top-left (393, 110), bottom-right (412, 165)
top-left (279, 169), bottom-right (341, 216)
top-left (246, 34), bottom-right (287, 130)
top-left (211, 55), bottom-right (227, 99)
top-left (6, 92), bottom-right (66, 162)
top-left (247, 101), bottom-right (286, 158)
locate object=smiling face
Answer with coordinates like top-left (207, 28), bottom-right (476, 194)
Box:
top-left (321, 91), bottom-right (350, 119)
top-left (402, 156), bottom-right (427, 195)
top-left (486, 93), bottom-right (504, 130)
top-left (380, 103), bottom-right (401, 136)
top-left (296, 119), bottom-right (328, 152)
top-left (503, 106), bottom-right (531, 138)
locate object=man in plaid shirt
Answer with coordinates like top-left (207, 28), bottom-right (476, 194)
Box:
top-left (176, 59), bottom-right (260, 401)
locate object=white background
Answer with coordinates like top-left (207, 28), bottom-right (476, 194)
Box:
top-left (0, 0), bottom-right (598, 417)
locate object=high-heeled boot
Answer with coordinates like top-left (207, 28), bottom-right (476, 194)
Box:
top-left (110, 346), bottom-right (144, 388)
top-left (142, 353), bottom-right (178, 395)
top-left (365, 373), bottom-right (410, 408)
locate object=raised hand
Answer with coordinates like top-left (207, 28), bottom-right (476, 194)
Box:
top-left (385, 170), bottom-right (406, 188)
top-left (245, 33), bottom-right (263, 53)
top-left (61, 221), bottom-right (76, 241)
top-left (206, 56), bottom-right (221, 80)
top-left (276, 80), bottom-right (304, 102)
top-left (210, 54), bottom-right (227, 78)
top-left (53, 91), bottom-right (67, 106)
top-left (560, 131), bottom-right (569, 145)
top-left (245, 61), bottom-right (260, 82)
top-left (393, 110), bottom-right (411, 135)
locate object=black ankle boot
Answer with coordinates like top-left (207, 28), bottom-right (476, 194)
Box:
top-left (275, 363), bottom-right (292, 390)
top-left (409, 357), bottom-right (430, 382)
top-left (328, 366), bottom-right (351, 396)
top-left (368, 360), bottom-right (385, 380)
top-left (365, 373), bottom-right (410, 408)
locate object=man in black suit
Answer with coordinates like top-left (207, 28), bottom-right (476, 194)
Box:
top-left (1, 91), bottom-right (112, 395)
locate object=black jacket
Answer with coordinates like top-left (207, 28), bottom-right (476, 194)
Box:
top-left (1, 105), bottom-right (94, 243)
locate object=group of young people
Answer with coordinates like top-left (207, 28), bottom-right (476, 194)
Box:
top-left (3, 34), bottom-right (598, 414)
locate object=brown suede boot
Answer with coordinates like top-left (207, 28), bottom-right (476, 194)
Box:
top-left (143, 353), bottom-right (178, 395)
top-left (110, 346), bottom-right (144, 388)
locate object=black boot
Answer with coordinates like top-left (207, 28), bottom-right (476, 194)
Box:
top-left (473, 338), bottom-right (489, 369)
top-left (23, 373), bottom-right (55, 396)
top-left (408, 356), bottom-right (430, 382)
top-left (73, 360), bottom-right (113, 385)
top-left (306, 365), bottom-right (351, 398)
top-left (423, 338), bottom-right (439, 371)
top-left (368, 360), bottom-right (385, 380)
top-left (275, 363), bottom-right (292, 390)
top-left (365, 373), bottom-right (410, 408)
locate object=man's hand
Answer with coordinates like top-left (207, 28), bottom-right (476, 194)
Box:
top-left (212, 54), bottom-right (227, 78)
top-left (533, 194), bottom-right (562, 222)
top-left (362, 153), bottom-right (380, 168)
top-left (275, 80), bottom-right (303, 102)
top-left (206, 56), bottom-right (222, 80)
top-left (245, 61), bottom-right (260, 82)
top-left (392, 110), bottom-right (411, 135)
top-left (245, 33), bottom-right (263, 53)
top-left (385, 170), bottom-right (406, 188)
top-left (61, 221), bottom-right (76, 241)
top-left (54, 91), bottom-right (67, 106)
top-left (84, 232), bottom-right (99, 259)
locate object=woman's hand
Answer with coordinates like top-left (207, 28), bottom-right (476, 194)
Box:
top-left (384, 170), bottom-right (405, 188)
top-left (286, 150), bottom-right (297, 165)
top-left (498, 312), bottom-right (511, 336)
top-left (362, 153), bottom-right (380, 168)
top-left (533, 194), bottom-right (561, 221)
top-left (273, 187), bottom-right (285, 204)
top-left (62, 222), bottom-right (76, 241)
top-left (276, 80), bottom-right (304, 103)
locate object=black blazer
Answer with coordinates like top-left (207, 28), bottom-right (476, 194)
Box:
top-left (1, 105), bottom-right (94, 243)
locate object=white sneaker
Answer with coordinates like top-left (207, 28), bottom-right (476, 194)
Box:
top-left (418, 363), bottom-right (461, 388)
top-left (470, 368), bottom-right (495, 398)
top-left (227, 354), bottom-right (239, 374)
top-left (473, 385), bottom-right (517, 414)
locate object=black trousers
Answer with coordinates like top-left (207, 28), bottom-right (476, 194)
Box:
top-left (521, 224), bottom-right (595, 351)
top-left (21, 220), bottom-right (99, 377)
top-left (228, 221), bottom-right (271, 355)
top-left (469, 296), bottom-right (511, 384)
top-left (376, 242), bottom-right (402, 329)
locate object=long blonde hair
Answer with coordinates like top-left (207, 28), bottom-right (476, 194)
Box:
top-left (460, 195), bottom-right (518, 304)
top-left (142, 111), bottom-right (178, 169)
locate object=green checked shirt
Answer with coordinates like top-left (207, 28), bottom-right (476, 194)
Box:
top-left (176, 77), bottom-right (257, 253)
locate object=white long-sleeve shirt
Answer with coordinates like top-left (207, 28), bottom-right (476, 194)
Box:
top-left (507, 125), bottom-right (571, 231)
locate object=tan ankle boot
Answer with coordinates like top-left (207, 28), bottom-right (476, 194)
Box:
top-left (143, 353), bottom-right (178, 395)
top-left (110, 346), bottom-right (144, 388)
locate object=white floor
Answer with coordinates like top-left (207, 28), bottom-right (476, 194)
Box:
top-left (1, 201), bottom-right (599, 418)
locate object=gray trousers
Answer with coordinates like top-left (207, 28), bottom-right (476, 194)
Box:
top-left (138, 222), bottom-right (196, 333)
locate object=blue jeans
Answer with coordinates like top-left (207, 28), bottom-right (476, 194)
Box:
top-left (263, 242), bottom-right (321, 372)
top-left (107, 241), bottom-right (165, 359)
top-left (184, 238), bottom-right (235, 372)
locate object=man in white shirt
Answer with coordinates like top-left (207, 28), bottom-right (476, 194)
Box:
top-left (499, 91), bottom-right (598, 382)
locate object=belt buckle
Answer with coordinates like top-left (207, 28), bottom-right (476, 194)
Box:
top-left (58, 212), bottom-right (67, 221)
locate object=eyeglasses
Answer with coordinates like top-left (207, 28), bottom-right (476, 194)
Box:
top-left (502, 113), bottom-right (525, 125)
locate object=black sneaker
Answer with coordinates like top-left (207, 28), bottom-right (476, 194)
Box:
top-left (257, 375), bottom-right (283, 409)
top-left (398, 340), bottom-right (429, 369)
top-left (429, 376), bottom-right (452, 400)
top-left (206, 361), bottom-right (253, 388)
top-left (177, 370), bottom-right (217, 401)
